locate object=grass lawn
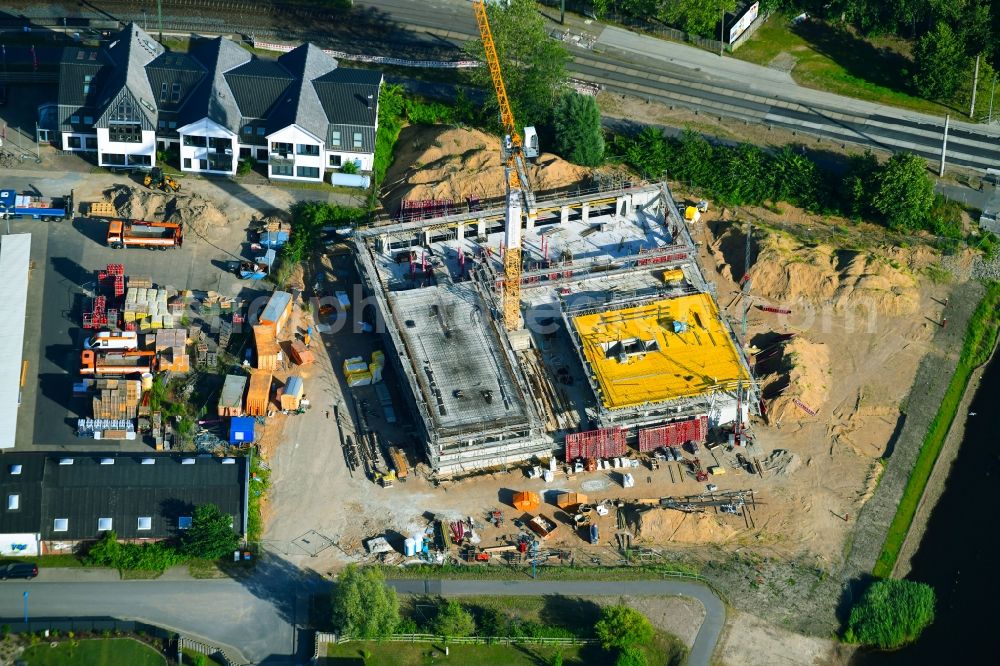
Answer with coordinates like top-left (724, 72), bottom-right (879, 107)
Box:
top-left (734, 14), bottom-right (985, 118)
top-left (19, 638), bottom-right (165, 666)
top-left (0, 555), bottom-right (86, 568)
top-left (326, 641), bottom-right (588, 665)
top-left (181, 648), bottom-right (227, 666)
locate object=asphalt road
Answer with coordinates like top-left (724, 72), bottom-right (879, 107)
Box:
top-left (387, 578), bottom-right (725, 666)
top-left (353, 0), bottom-right (1000, 172)
top-left (0, 560), bottom-right (321, 665)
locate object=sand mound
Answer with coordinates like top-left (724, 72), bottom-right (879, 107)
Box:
top-left (710, 226), bottom-right (920, 316)
top-left (103, 185), bottom-right (233, 235)
top-left (636, 507), bottom-right (738, 544)
top-left (763, 338), bottom-right (830, 423)
top-left (383, 125), bottom-right (592, 212)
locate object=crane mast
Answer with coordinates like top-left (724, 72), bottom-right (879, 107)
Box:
top-left (473, 0), bottom-right (536, 331)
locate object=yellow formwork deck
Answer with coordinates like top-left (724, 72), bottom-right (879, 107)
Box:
top-left (573, 293), bottom-right (749, 409)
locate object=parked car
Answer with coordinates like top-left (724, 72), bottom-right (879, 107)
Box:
top-left (0, 562), bottom-right (38, 579)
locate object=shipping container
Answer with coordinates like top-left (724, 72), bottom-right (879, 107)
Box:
top-left (218, 374), bottom-right (248, 417)
top-left (253, 324), bottom-right (280, 371)
top-left (279, 376), bottom-right (304, 411)
top-left (259, 290), bottom-right (292, 336)
top-left (245, 372), bottom-right (273, 416)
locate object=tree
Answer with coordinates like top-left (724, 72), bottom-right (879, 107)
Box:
top-left (913, 22), bottom-right (968, 98)
top-left (179, 503), bottom-right (240, 560)
top-left (872, 152), bottom-right (935, 231)
top-left (594, 605), bottom-right (654, 650)
top-left (841, 150), bottom-right (882, 219)
top-left (463, 0), bottom-right (569, 129)
top-left (712, 142), bottom-right (771, 205)
top-left (769, 146), bottom-right (819, 210)
top-left (658, 0), bottom-right (736, 39)
top-left (331, 565), bottom-right (399, 638)
top-left (552, 92), bottom-right (605, 166)
top-left (433, 600), bottom-right (476, 638)
top-left (669, 128), bottom-right (714, 186)
top-left (615, 646), bottom-right (648, 666)
top-left (845, 578), bottom-right (936, 648)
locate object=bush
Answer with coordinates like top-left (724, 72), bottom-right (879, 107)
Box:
top-left (594, 605), bottom-right (654, 650)
top-left (433, 600), bottom-right (476, 638)
top-left (331, 565), bottom-right (399, 638)
top-left (615, 646), bottom-right (648, 666)
top-left (85, 531), bottom-right (185, 572)
top-left (283, 201), bottom-right (366, 264)
top-left (340, 160), bottom-right (358, 175)
top-left (179, 504), bottom-right (240, 560)
top-left (845, 579), bottom-right (936, 648)
top-left (236, 158), bottom-right (255, 176)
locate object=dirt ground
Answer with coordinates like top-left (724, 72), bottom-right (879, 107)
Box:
top-left (716, 609), bottom-right (851, 666)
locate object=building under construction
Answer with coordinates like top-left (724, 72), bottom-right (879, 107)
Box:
top-left (355, 183), bottom-right (757, 475)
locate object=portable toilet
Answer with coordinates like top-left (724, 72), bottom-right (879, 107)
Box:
top-left (523, 126), bottom-right (539, 159)
top-left (229, 416), bottom-right (255, 445)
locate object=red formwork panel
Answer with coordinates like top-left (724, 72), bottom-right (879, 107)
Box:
top-left (638, 416), bottom-right (708, 452)
top-left (564, 427), bottom-right (627, 462)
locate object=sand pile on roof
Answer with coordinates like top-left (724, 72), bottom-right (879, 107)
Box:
top-left (103, 185), bottom-right (233, 235)
top-left (383, 125), bottom-right (592, 212)
top-left (763, 338), bottom-right (830, 423)
top-left (636, 507), bottom-right (738, 544)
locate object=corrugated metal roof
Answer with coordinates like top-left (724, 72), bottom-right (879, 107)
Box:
top-left (260, 291), bottom-right (292, 325)
top-left (219, 374), bottom-right (248, 408)
top-left (37, 454), bottom-right (246, 540)
top-left (0, 456), bottom-right (44, 534)
top-left (0, 234), bottom-right (30, 449)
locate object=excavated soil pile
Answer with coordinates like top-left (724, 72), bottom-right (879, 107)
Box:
top-left (710, 225), bottom-right (922, 317)
top-left (636, 507), bottom-right (738, 544)
top-left (763, 337), bottom-right (830, 423)
top-left (103, 185), bottom-right (233, 235)
top-left (383, 125), bottom-right (592, 212)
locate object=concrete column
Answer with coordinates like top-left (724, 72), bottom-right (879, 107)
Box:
top-left (582, 202), bottom-right (590, 224)
top-left (525, 210), bottom-right (536, 232)
top-left (381, 235), bottom-right (390, 255)
top-left (617, 195), bottom-right (631, 217)
top-left (560, 205), bottom-right (569, 225)
top-left (422, 228), bottom-right (430, 246)
top-left (477, 218), bottom-right (486, 237)
top-left (456, 223), bottom-right (466, 242)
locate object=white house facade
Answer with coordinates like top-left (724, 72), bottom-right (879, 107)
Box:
top-left (51, 24), bottom-right (382, 182)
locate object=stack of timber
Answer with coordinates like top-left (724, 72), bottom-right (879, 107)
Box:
top-left (92, 378), bottom-right (141, 420)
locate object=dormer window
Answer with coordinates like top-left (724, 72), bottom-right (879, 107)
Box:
top-left (160, 82), bottom-right (168, 102)
top-left (171, 83), bottom-right (181, 103)
top-left (83, 74), bottom-right (93, 95)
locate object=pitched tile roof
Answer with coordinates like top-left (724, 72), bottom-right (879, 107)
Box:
top-left (145, 52), bottom-right (207, 113)
top-left (57, 47), bottom-right (111, 108)
top-left (314, 68), bottom-right (382, 127)
top-left (97, 23), bottom-right (164, 128)
top-left (224, 59), bottom-right (294, 119)
top-left (179, 37), bottom-right (252, 132)
top-left (269, 44), bottom-right (340, 138)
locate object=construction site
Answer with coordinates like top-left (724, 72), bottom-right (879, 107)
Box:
top-left (355, 183), bottom-right (758, 476)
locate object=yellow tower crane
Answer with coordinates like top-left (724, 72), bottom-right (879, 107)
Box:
top-left (473, 0), bottom-right (537, 331)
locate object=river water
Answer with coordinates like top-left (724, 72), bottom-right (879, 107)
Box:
top-left (853, 351), bottom-right (1000, 663)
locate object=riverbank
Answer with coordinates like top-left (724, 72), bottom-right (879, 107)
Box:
top-left (893, 335), bottom-right (1000, 577)
top-left (872, 281), bottom-right (1000, 577)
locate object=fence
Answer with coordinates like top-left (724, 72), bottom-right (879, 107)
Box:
top-left (333, 633), bottom-right (597, 646)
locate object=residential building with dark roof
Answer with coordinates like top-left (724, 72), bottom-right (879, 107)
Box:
top-left (0, 453), bottom-right (248, 556)
top-left (54, 24), bottom-right (382, 181)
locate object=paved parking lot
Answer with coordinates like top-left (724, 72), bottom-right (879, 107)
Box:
top-left (5, 169), bottom-right (343, 449)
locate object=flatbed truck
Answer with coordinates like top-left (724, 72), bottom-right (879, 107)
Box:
top-left (107, 219), bottom-right (183, 249)
top-left (0, 189), bottom-right (73, 220)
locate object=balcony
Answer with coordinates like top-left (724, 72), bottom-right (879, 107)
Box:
top-left (206, 154), bottom-right (234, 172)
top-left (269, 153), bottom-right (293, 166)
